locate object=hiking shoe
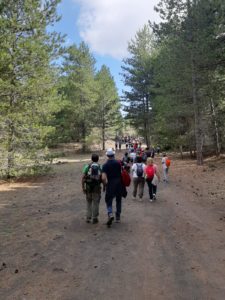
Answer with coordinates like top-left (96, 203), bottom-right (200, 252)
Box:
top-left (153, 194), bottom-right (156, 201)
top-left (132, 196), bottom-right (136, 200)
top-left (92, 218), bottom-right (99, 224)
top-left (115, 215), bottom-right (121, 223)
top-left (107, 214), bottom-right (114, 226)
top-left (86, 218), bottom-right (91, 223)
top-left (149, 198), bottom-right (153, 202)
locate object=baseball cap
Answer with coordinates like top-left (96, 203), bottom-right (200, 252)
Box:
top-left (106, 148), bottom-right (115, 157)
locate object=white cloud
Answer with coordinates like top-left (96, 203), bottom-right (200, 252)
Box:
top-left (73, 0), bottom-right (161, 60)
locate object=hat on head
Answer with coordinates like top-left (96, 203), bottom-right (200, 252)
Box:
top-left (106, 148), bottom-right (115, 157)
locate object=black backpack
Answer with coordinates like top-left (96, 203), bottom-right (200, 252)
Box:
top-left (136, 163), bottom-right (144, 177)
top-left (85, 163), bottom-right (101, 185)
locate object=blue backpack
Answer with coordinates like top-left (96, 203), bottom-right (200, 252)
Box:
top-left (136, 163), bottom-right (144, 177)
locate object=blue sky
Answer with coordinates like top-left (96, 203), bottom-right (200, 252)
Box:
top-left (53, 0), bottom-right (160, 96)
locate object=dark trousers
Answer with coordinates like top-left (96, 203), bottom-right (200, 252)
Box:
top-left (133, 177), bottom-right (145, 198)
top-left (146, 179), bottom-right (157, 200)
top-left (105, 179), bottom-right (122, 217)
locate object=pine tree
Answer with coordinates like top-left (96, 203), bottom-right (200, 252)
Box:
top-left (151, 0), bottom-right (225, 163)
top-left (0, 0), bottom-right (63, 177)
top-left (121, 25), bottom-right (156, 147)
top-left (61, 43), bottom-right (97, 152)
top-left (95, 65), bottom-right (121, 150)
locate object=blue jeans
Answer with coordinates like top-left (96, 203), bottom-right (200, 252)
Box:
top-left (105, 178), bottom-right (122, 217)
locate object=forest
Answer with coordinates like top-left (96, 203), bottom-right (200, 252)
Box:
top-left (1, 0), bottom-right (225, 178)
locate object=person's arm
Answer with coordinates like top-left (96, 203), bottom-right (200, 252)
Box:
top-left (102, 172), bottom-right (107, 191)
top-left (131, 164), bottom-right (135, 175)
top-left (155, 165), bottom-right (160, 181)
top-left (82, 174), bottom-right (86, 193)
top-left (82, 164), bottom-right (89, 193)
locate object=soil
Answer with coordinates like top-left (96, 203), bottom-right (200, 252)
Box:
top-left (0, 153), bottom-right (225, 300)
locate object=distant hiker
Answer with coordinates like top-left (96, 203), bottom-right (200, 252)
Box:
top-left (119, 140), bottom-right (122, 150)
top-left (145, 147), bottom-right (152, 158)
top-left (142, 150), bottom-right (147, 163)
top-left (156, 146), bottom-right (160, 155)
top-left (102, 148), bottom-right (123, 226)
top-left (82, 154), bottom-right (102, 224)
top-left (131, 156), bottom-right (146, 201)
top-left (115, 141), bottom-right (118, 151)
top-left (151, 147), bottom-right (155, 158)
top-left (122, 152), bottom-right (131, 165)
top-left (134, 141), bottom-right (138, 152)
top-left (130, 149), bottom-right (136, 163)
top-left (162, 153), bottom-right (170, 182)
top-left (145, 158), bottom-right (160, 202)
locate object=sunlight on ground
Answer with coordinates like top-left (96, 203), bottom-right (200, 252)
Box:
top-left (0, 183), bottom-right (43, 192)
top-left (53, 158), bottom-right (94, 164)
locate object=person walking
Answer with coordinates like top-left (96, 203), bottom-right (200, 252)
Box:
top-left (131, 156), bottom-right (146, 201)
top-left (102, 148), bottom-right (123, 226)
top-left (145, 158), bottom-right (160, 202)
top-left (119, 140), bottom-right (122, 150)
top-left (156, 146), bottom-right (160, 155)
top-left (151, 147), bottom-right (155, 158)
top-left (162, 153), bottom-right (169, 182)
top-left (129, 148), bottom-right (136, 163)
top-left (82, 154), bottom-right (102, 224)
top-left (122, 152), bottom-right (131, 165)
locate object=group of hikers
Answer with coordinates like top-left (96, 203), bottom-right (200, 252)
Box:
top-left (114, 135), bottom-right (161, 156)
top-left (81, 146), bottom-right (170, 227)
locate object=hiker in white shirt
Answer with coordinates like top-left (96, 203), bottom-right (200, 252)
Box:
top-left (131, 156), bottom-right (146, 200)
top-left (162, 153), bottom-right (169, 182)
top-left (130, 149), bottom-right (136, 163)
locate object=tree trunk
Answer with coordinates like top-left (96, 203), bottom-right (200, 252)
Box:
top-left (191, 55), bottom-right (203, 165)
top-left (6, 123), bottom-right (14, 179)
top-left (210, 97), bottom-right (220, 157)
top-left (144, 121), bottom-right (150, 147)
top-left (81, 122), bottom-right (86, 153)
top-left (179, 145), bottom-right (183, 159)
top-left (145, 94), bottom-right (151, 147)
top-left (102, 123), bottom-right (105, 151)
top-left (102, 101), bottom-right (105, 151)
top-left (7, 91), bottom-right (16, 178)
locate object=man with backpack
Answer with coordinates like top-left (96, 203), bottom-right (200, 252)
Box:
top-left (102, 148), bottom-right (123, 226)
top-left (131, 156), bottom-right (146, 200)
top-left (82, 154), bottom-right (102, 224)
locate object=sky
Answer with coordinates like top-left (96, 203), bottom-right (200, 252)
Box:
top-left (53, 0), bottom-right (161, 96)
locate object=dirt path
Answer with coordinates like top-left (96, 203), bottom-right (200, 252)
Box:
top-left (0, 155), bottom-right (225, 300)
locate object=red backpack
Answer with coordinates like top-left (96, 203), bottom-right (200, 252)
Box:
top-left (145, 165), bottom-right (155, 179)
top-left (121, 169), bottom-right (131, 187)
top-left (166, 158), bottom-right (171, 167)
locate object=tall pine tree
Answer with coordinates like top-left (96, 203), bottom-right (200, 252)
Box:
top-left (95, 65), bottom-right (121, 150)
top-left (0, 0), bottom-right (63, 177)
top-left (122, 25), bottom-right (156, 147)
top-left (60, 43), bottom-right (97, 152)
